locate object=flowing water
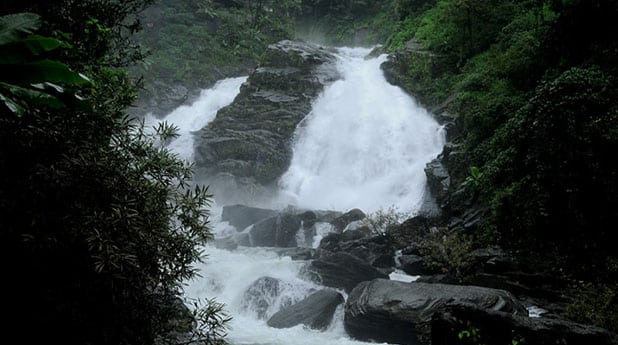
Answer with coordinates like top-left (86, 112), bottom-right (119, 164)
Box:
top-left (154, 47), bottom-right (445, 345)
top-left (145, 76), bottom-right (248, 161)
top-left (278, 47), bottom-right (445, 214)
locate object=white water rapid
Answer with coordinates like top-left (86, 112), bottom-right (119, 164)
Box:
top-left (279, 47), bottom-right (445, 214)
top-left (154, 47), bottom-right (445, 345)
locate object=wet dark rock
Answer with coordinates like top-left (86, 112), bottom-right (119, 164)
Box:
top-left (250, 212), bottom-right (301, 247)
top-left (416, 274), bottom-right (459, 285)
top-left (241, 277), bottom-right (283, 319)
top-left (432, 305), bottom-right (618, 345)
top-left (221, 204), bottom-right (277, 231)
top-left (267, 290), bottom-right (344, 330)
top-left (399, 255), bottom-right (436, 276)
top-left (306, 252), bottom-right (388, 293)
top-left (317, 234), bottom-right (396, 268)
top-left (330, 208), bottom-right (366, 232)
top-left (344, 279), bottom-right (526, 345)
top-left (425, 157), bottom-right (450, 204)
top-left (271, 247), bottom-right (317, 260)
top-left (194, 40), bottom-right (339, 204)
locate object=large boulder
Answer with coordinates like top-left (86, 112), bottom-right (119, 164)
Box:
top-left (221, 204), bottom-right (278, 231)
top-left (267, 290), bottom-right (344, 330)
top-left (344, 279), bottom-right (527, 345)
top-left (318, 233), bottom-right (396, 268)
top-left (243, 208), bottom-right (342, 248)
top-left (194, 40), bottom-right (339, 204)
top-left (398, 254), bottom-right (437, 276)
top-left (330, 208), bottom-right (366, 231)
top-left (241, 277), bottom-right (284, 319)
top-left (306, 252), bottom-right (388, 293)
top-left (432, 305), bottom-right (618, 345)
top-left (249, 212), bottom-right (301, 247)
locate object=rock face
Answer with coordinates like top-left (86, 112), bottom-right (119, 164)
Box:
top-left (267, 290), bottom-right (344, 330)
top-left (250, 211), bottom-right (302, 247)
top-left (318, 233), bottom-right (395, 268)
top-left (432, 305), bottom-right (618, 345)
top-left (221, 204), bottom-right (278, 231)
top-left (344, 279), bottom-right (527, 345)
top-left (194, 40), bottom-right (339, 204)
top-left (216, 206), bottom-right (342, 249)
top-left (330, 208), bottom-right (366, 231)
top-left (306, 252), bottom-right (388, 293)
top-left (241, 277), bottom-right (285, 319)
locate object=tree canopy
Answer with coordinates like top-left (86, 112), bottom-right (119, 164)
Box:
top-left (0, 3), bottom-right (224, 345)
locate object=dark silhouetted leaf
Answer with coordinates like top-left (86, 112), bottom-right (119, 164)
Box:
top-left (0, 12), bottom-right (41, 45)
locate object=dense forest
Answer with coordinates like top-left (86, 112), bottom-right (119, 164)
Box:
top-left (382, 0), bottom-right (618, 332)
top-left (1, 0), bottom-right (617, 344)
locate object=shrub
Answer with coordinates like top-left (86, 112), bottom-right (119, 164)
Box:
top-left (361, 206), bottom-right (409, 237)
top-left (420, 229), bottom-right (474, 279)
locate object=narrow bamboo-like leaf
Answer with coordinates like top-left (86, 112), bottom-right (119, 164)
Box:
top-left (0, 13), bottom-right (41, 45)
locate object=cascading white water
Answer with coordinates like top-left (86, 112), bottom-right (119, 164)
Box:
top-left (155, 48), bottom-right (445, 345)
top-left (279, 47), bottom-right (445, 214)
top-left (145, 76), bottom-right (247, 161)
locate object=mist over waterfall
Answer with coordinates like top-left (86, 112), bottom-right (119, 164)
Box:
top-left (279, 47), bottom-right (445, 214)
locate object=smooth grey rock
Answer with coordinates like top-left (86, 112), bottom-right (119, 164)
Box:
top-left (221, 204), bottom-right (277, 231)
top-left (306, 252), bottom-right (388, 293)
top-left (344, 279), bottom-right (527, 345)
top-left (432, 305), bottom-right (618, 345)
top-left (267, 290), bottom-right (344, 330)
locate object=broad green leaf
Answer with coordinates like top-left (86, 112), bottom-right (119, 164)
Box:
top-left (10, 59), bottom-right (91, 85)
top-left (0, 13), bottom-right (41, 45)
top-left (31, 82), bottom-right (64, 93)
top-left (0, 81), bottom-right (65, 110)
top-left (470, 166), bottom-right (481, 179)
top-left (0, 36), bottom-right (64, 64)
top-left (21, 35), bottom-right (64, 54)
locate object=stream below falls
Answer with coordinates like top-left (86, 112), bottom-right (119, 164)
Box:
top-left (150, 47), bottom-right (445, 345)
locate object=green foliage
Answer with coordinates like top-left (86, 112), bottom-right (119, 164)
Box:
top-left (178, 298), bottom-right (232, 345)
top-left (388, 1), bottom-right (618, 295)
top-left (484, 66), bottom-right (618, 264)
top-left (361, 206), bottom-right (409, 237)
top-left (134, 0), bottom-right (301, 95)
top-left (0, 13), bottom-right (89, 116)
top-left (420, 229), bottom-right (474, 279)
top-left (297, 0), bottom-right (398, 45)
top-left (0, 12), bottom-right (40, 44)
top-left (565, 280), bottom-right (618, 333)
top-left (0, 4), bottom-right (226, 345)
top-left (456, 320), bottom-right (484, 345)
top-left (414, 0), bottom-right (519, 66)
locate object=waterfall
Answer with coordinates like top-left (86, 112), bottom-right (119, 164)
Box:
top-left (278, 47), bottom-right (445, 214)
top-left (145, 76), bottom-right (247, 162)
top-left (156, 48), bottom-right (445, 345)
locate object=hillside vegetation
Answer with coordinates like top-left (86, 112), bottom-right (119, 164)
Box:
top-left (383, 0), bottom-right (618, 332)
